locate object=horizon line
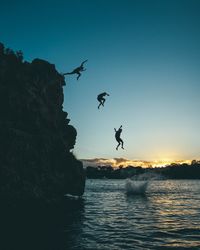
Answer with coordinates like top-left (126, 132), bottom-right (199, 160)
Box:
top-left (80, 158), bottom-right (198, 168)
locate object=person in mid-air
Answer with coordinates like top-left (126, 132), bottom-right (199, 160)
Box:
top-left (97, 92), bottom-right (110, 109)
top-left (63, 60), bottom-right (88, 80)
top-left (114, 125), bottom-right (124, 150)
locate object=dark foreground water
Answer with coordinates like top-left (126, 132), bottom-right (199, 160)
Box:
top-left (65, 179), bottom-right (200, 250)
top-left (1, 179), bottom-right (200, 250)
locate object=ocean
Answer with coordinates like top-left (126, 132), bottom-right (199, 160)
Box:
top-left (65, 179), bottom-right (200, 250)
top-left (1, 179), bottom-right (200, 250)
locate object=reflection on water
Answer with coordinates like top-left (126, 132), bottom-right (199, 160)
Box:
top-left (81, 179), bottom-right (200, 250)
top-left (1, 180), bottom-right (200, 249)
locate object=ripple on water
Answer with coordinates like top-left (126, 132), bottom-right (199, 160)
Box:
top-left (65, 179), bottom-right (200, 249)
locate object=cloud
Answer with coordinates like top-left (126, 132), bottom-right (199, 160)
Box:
top-left (113, 158), bottom-right (128, 165)
top-left (81, 158), bottom-right (115, 167)
top-left (81, 157), bottom-right (152, 168)
top-left (81, 158), bottom-right (192, 168)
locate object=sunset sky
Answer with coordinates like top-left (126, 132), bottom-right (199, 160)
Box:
top-left (1, 0), bottom-right (200, 166)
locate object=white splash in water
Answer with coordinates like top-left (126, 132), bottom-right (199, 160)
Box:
top-left (125, 178), bottom-right (148, 195)
top-left (125, 172), bottom-right (165, 195)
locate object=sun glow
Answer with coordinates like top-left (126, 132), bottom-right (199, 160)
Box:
top-left (82, 158), bottom-right (192, 168)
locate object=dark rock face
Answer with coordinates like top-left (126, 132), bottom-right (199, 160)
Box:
top-left (0, 43), bottom-right (85, 203)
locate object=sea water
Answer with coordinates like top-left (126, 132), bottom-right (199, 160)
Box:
top-left (4, 179), bottom-right (199, 249)
top-left (65, 179), bottom-right (200, 250)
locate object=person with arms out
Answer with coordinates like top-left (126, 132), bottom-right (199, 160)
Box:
top-left (97, 92), bottom-right (110, 109)
top-left (63, 60), bottom-right (88, 80)
top-left (114, 125), bottom-right (124, 150)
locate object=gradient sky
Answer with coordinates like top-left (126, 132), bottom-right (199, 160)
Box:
top-left (1, 0), bottom-right (200, 162)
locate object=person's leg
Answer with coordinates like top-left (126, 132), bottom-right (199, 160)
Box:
top-left (77, 72), bottom-right (81, 80)
top-left (120, 139), bottom-right (124, 149)
top-left (116, 143), bottom-right (120, 150)
top-left (98, 102), bottom-right (103, 109)
top-left (64, 71), bottom-right (74, 75)
top-left (102, 97), bottom-right (106, 106)
top-left (116, 139), bottom-right (120, 150)
top-left (98, 98), bottom-right (104, 109)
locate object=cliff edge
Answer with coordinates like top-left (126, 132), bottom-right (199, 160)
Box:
top-left (0, 43), bottom-right (85, 203)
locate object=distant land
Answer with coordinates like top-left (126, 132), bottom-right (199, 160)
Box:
top-left (82, 158), bottom-right (192, 168)
top-left (85, 160), bottom-right (200, 179)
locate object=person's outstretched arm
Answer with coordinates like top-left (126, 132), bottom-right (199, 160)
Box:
top-left (80, 59), bottom-right (88, 67)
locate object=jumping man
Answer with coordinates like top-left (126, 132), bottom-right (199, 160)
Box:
top-left (114, 125), bottom-right (124, 150)
top-left (97, 92), bottom-right (110, 109)
top-left (63, 60), bottom-right (88, 80)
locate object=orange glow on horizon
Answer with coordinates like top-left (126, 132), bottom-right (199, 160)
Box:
top-left (82, 158), bottom-right (193, 168)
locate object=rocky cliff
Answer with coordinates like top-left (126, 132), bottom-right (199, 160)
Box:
top-left (0, 43), bottom-right (85, 203)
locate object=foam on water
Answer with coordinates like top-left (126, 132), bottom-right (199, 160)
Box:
top-left (125, 179), bottom-right (148, 195)
top-left (65, 194), bottom-right (82, 200)
top-left (125, 172), bottom-right (164, 195)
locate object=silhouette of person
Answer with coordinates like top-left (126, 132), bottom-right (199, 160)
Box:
top-left (63, 60), bottom-right (88, 80)
top-left (97, 92), bottom-right (109, 109)
top-left (114, 125), bottom-right (124, 150)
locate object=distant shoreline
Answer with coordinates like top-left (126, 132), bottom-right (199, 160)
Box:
top-left (86, 161), bottom-right (200, 179)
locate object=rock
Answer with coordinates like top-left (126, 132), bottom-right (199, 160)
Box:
top-left (0, 43), bottom-right (85, 204)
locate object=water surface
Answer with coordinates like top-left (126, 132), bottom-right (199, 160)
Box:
top-left (65, 179), bottom-right (200, 250)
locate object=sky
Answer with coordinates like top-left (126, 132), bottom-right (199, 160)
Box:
top-left (1, 0), bottom-right (200, 166)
